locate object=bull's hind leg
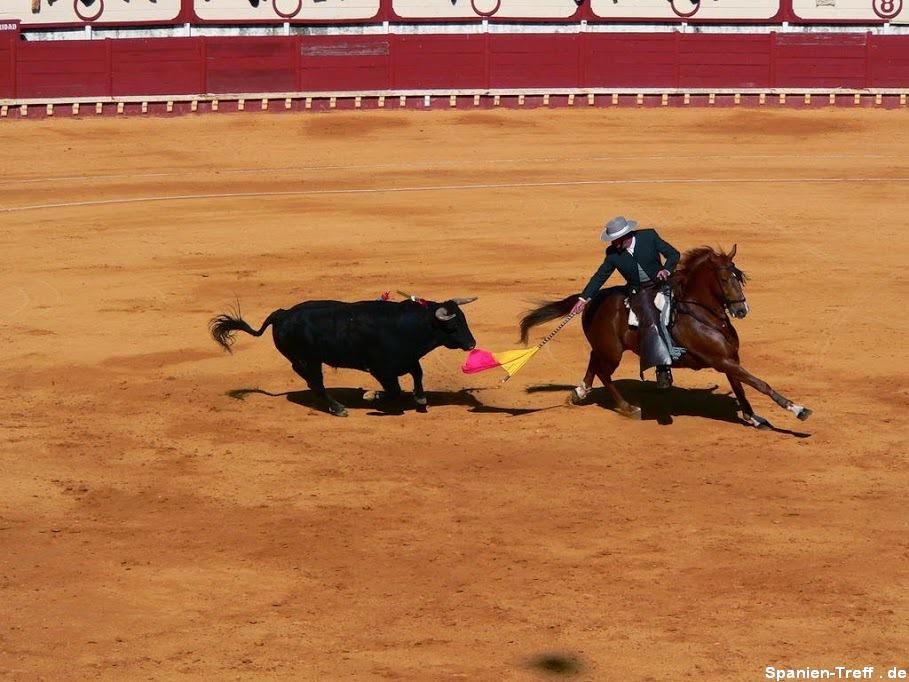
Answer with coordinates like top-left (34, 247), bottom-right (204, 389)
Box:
top-left (720, 361), bottom-right (811, 421)
top-left (292, 361), bottom-right (348, 417)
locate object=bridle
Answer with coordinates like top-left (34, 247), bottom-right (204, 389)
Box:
top-left (675, 262), bottom-right (746, 330)
top-left (717, 264), bottom-right (747, 307)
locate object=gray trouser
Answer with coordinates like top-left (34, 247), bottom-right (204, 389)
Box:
top-left (629, 285), bottom-right (673, 372)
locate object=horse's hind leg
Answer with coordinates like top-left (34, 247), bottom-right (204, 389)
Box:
top-left (569, 354), bottom-right (598, 405)
top-left (727, 374), bottom-right (771, 429)
top-left (721, 361), bottom-right (811, 421)
top-left (594, 353), bottom-right (640, 419)
top-left (292, 361), bottom-right (348, 417)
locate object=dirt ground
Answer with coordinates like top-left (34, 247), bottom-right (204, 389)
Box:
top-left (1, 108), bottom-right (907, 680)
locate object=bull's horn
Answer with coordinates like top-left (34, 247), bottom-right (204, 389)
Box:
top-left (435, 307), bottom-right (456, 321)
top-left (451, 297), bottom-right (478, 306)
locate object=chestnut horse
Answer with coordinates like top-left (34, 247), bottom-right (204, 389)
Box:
top-left (519, 245), bottom-right (812, 427)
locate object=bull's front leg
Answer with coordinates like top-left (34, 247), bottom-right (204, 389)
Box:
top-left (410, 363), bottom-right (427, 408)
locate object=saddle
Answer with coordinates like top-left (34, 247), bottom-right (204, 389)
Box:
top-left (624, 285), bottom-right (686, 362)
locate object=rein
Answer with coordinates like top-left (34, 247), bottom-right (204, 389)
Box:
top-left (673, 264), bottom-right (745, 331)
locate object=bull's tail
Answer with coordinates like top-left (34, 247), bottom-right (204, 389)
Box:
top-left (209, 307), bottom-right (282, 353)
top-left (519, 294), bottom-right (579, 344)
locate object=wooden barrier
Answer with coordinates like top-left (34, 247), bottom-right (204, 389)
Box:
top-left (4, 31), bottom-right (909, 105)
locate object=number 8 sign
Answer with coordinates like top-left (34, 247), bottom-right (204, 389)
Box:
top-left (874, 0), bottom-right (902, 20)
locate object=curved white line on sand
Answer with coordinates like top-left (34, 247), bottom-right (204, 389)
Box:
top-left (3, 153), bottom-right (902, 186)
top-left (2, 175), bottom-right (907, 213)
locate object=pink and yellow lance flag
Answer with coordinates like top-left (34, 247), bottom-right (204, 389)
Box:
top-left (461, 310), bottom-right (579, 383)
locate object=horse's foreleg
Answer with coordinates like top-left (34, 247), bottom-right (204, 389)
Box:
top-left (720, 361), bottom-right (811, 421)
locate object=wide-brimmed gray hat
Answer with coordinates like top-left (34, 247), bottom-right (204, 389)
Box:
top-left (600, 216), bottom-right (638, 242)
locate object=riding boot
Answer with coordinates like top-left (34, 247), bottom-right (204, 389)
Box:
top-left (630, 287), bottom-right (673, 378)
top-left (656, 365), bottom-right (673, 389)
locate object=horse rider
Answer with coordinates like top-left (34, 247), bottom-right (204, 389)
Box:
top-left (571, 216), bottom-right (681, 389)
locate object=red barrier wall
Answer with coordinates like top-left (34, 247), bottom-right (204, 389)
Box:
top-left (300, 36), bottom-right (390, 91)
top-left (111, 38), bottom-right (203, 95)
top-left (870, 34), bottom-right (909, 87)
top-left (0, 29), bottom-right (15, 98)
top-left (205, 36), bottom-right (298, 93)
top-left (17, 40), bottom-right (109, 98)
top-left (774, 33), bottom-right (868, 88)
top-left (7, 31), bottom-right (909, 101)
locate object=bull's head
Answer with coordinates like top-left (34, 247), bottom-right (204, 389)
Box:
top-left (432, 297), bottom-right (478, 351)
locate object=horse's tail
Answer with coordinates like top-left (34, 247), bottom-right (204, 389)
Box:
top-left (518, 294), bottom-right (579, 345)
top-left (209, 308), bottom-right (282, 353)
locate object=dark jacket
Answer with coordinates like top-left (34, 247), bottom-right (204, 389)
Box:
top-left (580, 228), bottom-right (680, 300)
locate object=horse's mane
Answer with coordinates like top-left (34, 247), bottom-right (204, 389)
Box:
top-left (672, 246), bottom-right (745, 295)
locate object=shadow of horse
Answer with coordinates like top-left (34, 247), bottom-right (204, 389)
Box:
top-left (527, 381), bottom-right (810, 437)
top-left (226, 387), bottom-right (542, 417)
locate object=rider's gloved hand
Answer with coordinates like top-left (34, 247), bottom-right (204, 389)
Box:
top-left (571, 297), bottom-right (588, 315)
top-left (656, 269), bottom-right (671, 282)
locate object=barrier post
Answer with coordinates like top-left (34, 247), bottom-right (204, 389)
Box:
top-left (201, 36), bottom-right (208, 94)
top-left (674, 30), bottom-right (682, 89)
top-left (769, 31), bottom-right (777, 89)
top-left (864, 31), bottom-right (873, 89)
top-left (294, 34), bottom-right (302, 92)
top-left (106, 37), bottom-right (113, 97)
top-left (387, 31), bottom-right (396, 91)
top-left (483, 24), bottom-right (490, 91)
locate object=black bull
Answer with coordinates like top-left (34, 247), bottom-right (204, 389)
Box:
top-left (210, 297), bottom-right (477, 417)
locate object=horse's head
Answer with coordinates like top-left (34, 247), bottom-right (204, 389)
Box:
top-left (713, 244), bottom-right (749, 319)
top-left (675, 245), bottom-right (749, 319)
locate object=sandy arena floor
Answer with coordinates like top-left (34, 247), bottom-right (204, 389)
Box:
top-left (1, 109), bottom-right (907, 680)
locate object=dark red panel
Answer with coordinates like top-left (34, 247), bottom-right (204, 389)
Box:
top-left (204, 36), bottom-right (296, 94)
top-left (774, 33), bottom-right (867, 88)
top-left (488, 34), bottom-right (579, 88)
top-left (392, 34), bottom-right (485, 90)
top-left (582, 33), bottom-right (677, 87)
top-left (679, 34), bottom-right (771, 88)
top-left (16, 40), bottom-right (109, 98)
top-left (299, 35), bottom-right (390, 91)
top-left (111, 38), bottom-right (203, 96)
top-left (869, 35), bottom-right (909, 87)
top-left (0, 29), bottom-right (14, 98)
top-left (9, 31), bottom-right (909, 100)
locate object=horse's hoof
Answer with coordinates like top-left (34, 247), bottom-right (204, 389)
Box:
top-left (619, 405), bottom-right (642, 420)
top-left (746, 414), bottom-right (772, 430)
top-left (567, 386), bottom-right (589, 406)
top-left (414, 395), bottom-right (428, 406)
top-left (796, 406), bottom-right (812, 421)
top-left (330, 406), bottom-right (349, 417)
top-left (363, 390), bottom-right (384, 403)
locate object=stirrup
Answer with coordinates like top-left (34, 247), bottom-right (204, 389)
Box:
top-left (656, 366), bottom-right (673, 389)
